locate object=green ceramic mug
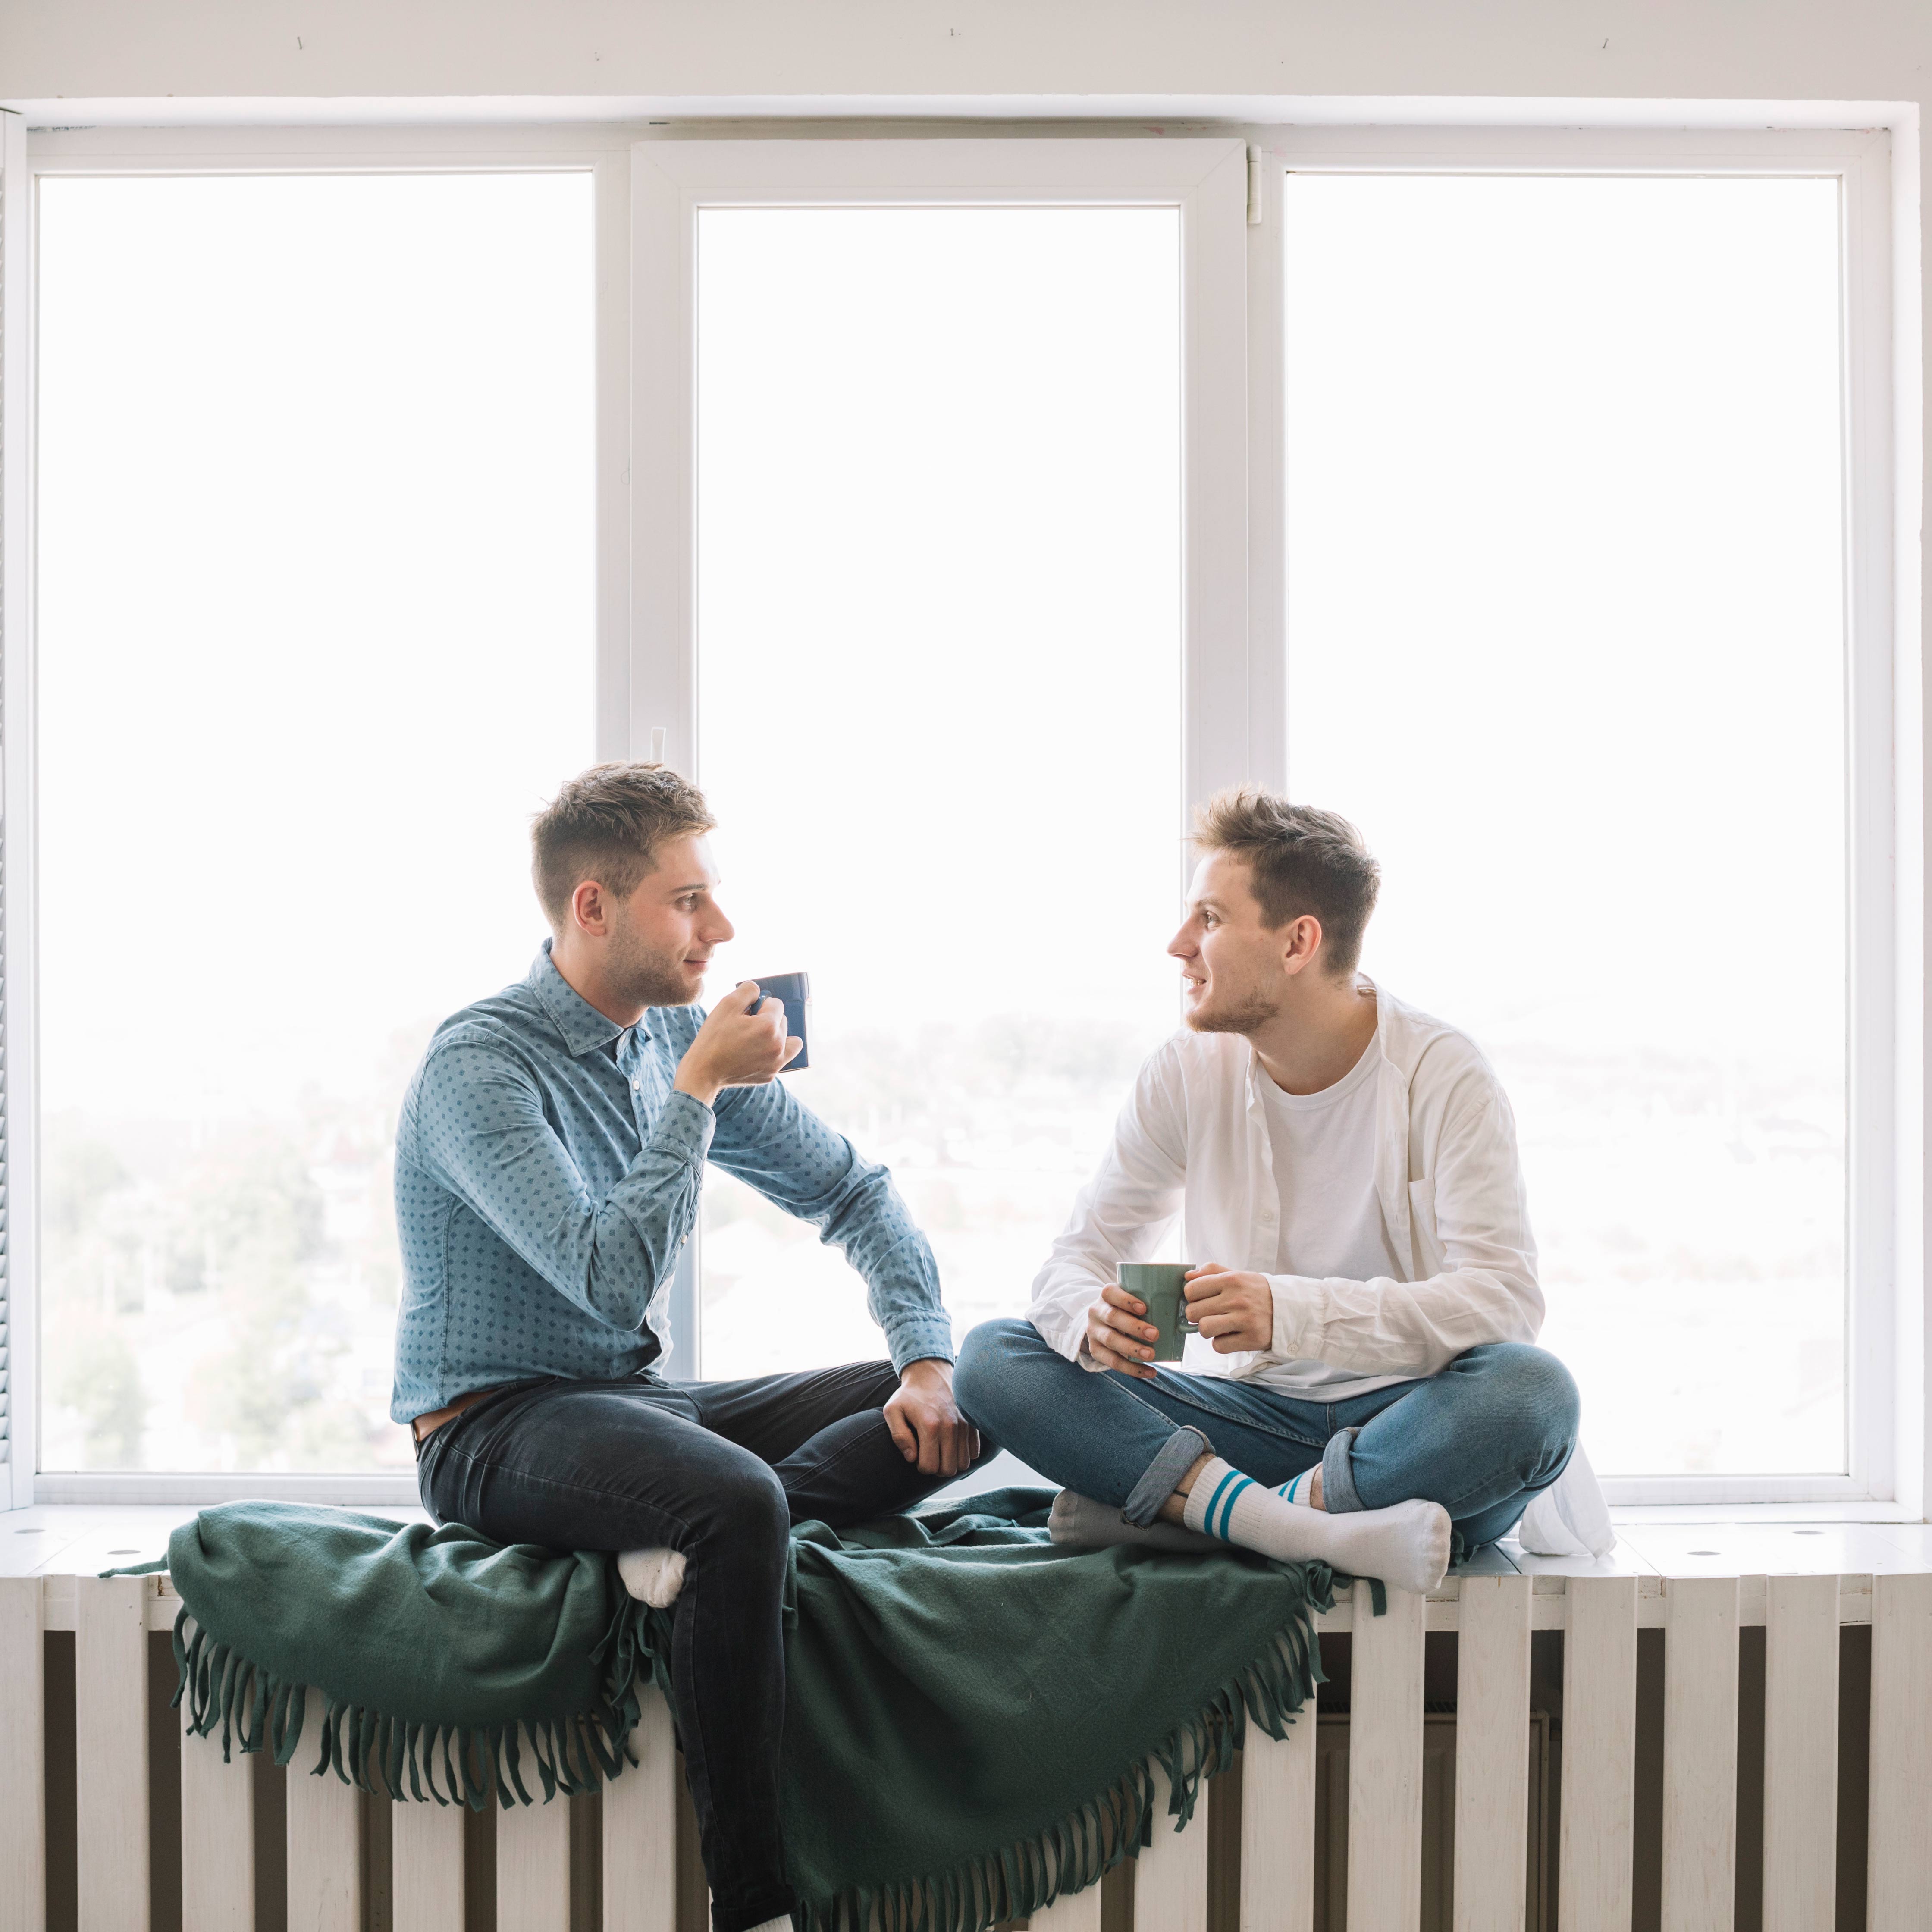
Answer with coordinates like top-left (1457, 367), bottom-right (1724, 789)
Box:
top-left (1119, 1262), bottom-right (1198, 1362)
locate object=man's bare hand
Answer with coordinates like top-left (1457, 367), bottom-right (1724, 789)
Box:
top-left (1085, 1283), bottom-right (1161, 1381)
top-left (672, 981), bottom-right (801, 1107)
top-left (1183, 1264), bottom-right (1274, 1353)
top-left (883, 1359), bottom-right (979, 1477)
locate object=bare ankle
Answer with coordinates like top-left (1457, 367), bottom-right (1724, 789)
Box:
top-left (1159, 1451), bottom-right (1217, 1523)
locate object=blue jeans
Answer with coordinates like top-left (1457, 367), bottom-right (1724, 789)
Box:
top-left (953, 1320), bottom-right (1579, 1556)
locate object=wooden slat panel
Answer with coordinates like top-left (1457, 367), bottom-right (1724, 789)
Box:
top-left (1558, 1574), bottom-right (1637, 1932)
top-left (499, 1728), bottom-right (572, 1932)
top-left (1132, 1756), bottom-right (1208, 1932)
top-left (1661, 1575), bottom-right (1739, 1932)
top-left (75, 1576), bottom-right (149, 1932)
top-left (1346, 1579), bottom-right (1425, 1932)
top-left (1762, 1574), bottom-right (1838, 1932)
top-left (1867, 1571), bottom-right (1932, 1932)
top-left (180, 1719), bottom-right (256, 1932)
top-left (1239, 1709), bottom-right (1316, 1932)
top-left (285, 1698), bottom-right (362, 1932)
top-left (1452, 1572), bottom-right (1531, 1932)
top-left (0, 1577), bottom-right (45, 1932)
top-left (1030, 1875), bottom-right (1104, 1932)
top-left (602, 1684), bottom-right (677, 1932)
top-left (392, 1794), bottom-right (466, 1932)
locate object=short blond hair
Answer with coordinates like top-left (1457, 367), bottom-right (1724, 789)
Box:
top-left (531, 763), bottom-right (716, 930)
top-left (1193, 788), bottom-right (1380, 975)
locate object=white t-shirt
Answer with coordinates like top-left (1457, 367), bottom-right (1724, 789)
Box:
top-left (1249, 1026), bottom-right (1408, 1400)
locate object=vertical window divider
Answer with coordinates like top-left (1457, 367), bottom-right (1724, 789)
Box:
top-left (0, 109), bottom-right (34, 1509)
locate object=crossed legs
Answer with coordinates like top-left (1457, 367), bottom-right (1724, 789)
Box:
top-left (953, 1320), bottom-right (1579, 1566)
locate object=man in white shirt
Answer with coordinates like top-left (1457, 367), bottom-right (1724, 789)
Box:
top-left (952, 790), bottom-right (1579, 1595)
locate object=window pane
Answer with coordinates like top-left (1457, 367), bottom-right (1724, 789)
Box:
top-left (1283, 174), bottom-right (1846, 1476)
top-left (695, 207), bottom-right (1182, 1378)
top-left (38, 174), bottom-right (595, 1472)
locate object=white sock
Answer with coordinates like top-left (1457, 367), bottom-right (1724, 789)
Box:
top-left (1049, 1490), bottom-right (1220, 1553)
top-left (1278, 1466), bottom-right (1320, 1507)
top-left (617, 1546), bottom-right (687, 1609)
top-left (1180, 1456), bottom-right (1451, 1595)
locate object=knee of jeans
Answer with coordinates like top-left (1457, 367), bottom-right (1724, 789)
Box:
top-left (952, 1317), bottom-right (1038, 1429)
top-left (1486, 1343), bottom-right (1581, 1452)
top-left (704, 1462), bottom-right (790, 1556)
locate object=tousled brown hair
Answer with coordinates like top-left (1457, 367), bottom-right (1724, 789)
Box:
top-left (1193, 788), bottom-right (1380, 975)
top-left (531, 763), bottom-right (716, 930)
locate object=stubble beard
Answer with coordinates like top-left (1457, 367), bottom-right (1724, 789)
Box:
top-left (611, 928), bottom-right (701, 1011)
top-left (1185, 987), bottom-right (1280, 1037)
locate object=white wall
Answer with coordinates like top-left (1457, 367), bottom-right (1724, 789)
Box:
top-left (0, 0), bottom-right (1928, 115)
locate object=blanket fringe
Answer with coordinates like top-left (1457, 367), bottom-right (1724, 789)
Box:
top-left (168, 1592), bottom-right (652, 1812)
top-left (168, 1550), bottom-right (1341, 1932)
top-left (794, 1560), bottom-right (1337, 1932)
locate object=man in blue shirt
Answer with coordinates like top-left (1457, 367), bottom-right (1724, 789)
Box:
top-left (393, 762), bottom-right (981, 1932)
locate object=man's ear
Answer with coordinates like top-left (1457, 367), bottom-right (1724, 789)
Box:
top-left (1280, 914), bottom-right (1324, 978)
top-left (571, 878), bottom-right (609, 937)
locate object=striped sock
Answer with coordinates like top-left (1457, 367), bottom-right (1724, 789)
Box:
top-left (1178, 1455), bottom-right (1452, 1595)
top-left (1278, 1466), bottom-right (1320, 1508)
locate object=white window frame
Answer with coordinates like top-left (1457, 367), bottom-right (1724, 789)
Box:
top-left (627, 136), bottom-right (1257, 1373)
top-left (1249, 125), bottom-right (1916, 1515)
top-left (0, 117), bottom-right (1917, 1517)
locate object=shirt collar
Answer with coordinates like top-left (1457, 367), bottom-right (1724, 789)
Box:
top-left (529, 941), bottom-right (633, 1059)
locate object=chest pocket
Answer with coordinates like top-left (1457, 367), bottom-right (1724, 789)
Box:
top-left (1408, 1177), bottom-right (1443, 1275)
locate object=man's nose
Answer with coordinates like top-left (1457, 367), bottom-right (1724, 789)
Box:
top-left (707, 907), bottom-right (736, 944)
top-left (1167, 925), bottom-right (1197, 959)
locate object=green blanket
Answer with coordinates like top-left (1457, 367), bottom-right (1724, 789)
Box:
top-left (156, 1489), bottom-right (1338, 1930)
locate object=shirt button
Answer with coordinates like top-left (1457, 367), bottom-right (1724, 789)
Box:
top-left (632, 1079), bottom-right (641, 1091)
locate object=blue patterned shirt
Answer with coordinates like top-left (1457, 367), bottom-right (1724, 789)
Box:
top-left (389, 944), bottom-right (955, 1421)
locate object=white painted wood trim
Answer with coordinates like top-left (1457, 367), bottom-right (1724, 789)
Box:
top-left (601, 1684), bottom-right (677, 1932)
top-left (496, 1747), bottom-right (572, 1932)
top-left (1660, 1576), bottom-right (1741, 1932)
top-left (1451, 1573), bottom-right (1530, 1932)
top-left (1866, 1571), bottom-right (1932, 1931)
top-left (74, 1576), bottom-right (149, 1932)
top-left (390, 1792), bottom-right (465, 1932)
top-left (1239, 1708), bottom-right (1315, 1932)
top-left (1133, 1754), bottom-right (1209, 1932)
top-left (285, 1716), bottom-right (362, 1932)
top-left (180, 1721), bottom-right (256, 1932)
top-left (1243, 142), bottom-right (1286, 794)
top-left (0, 1576), bottom-right (46, 1932)
top-left (1346, 1579), bottom-right (1426, 1932)
top-left (1556, 1574), bottom-right (1637, 1932)
top-left (0, 107), bottom-right (35, 1516)
top-left (1761, 1574), bottom-right (1840, 1932)
top-left (1029, 1876), bottom-right (1104, 1932)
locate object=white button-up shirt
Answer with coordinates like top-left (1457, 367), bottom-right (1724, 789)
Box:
top-left (1026, 983), bottom-right (1543, 1399)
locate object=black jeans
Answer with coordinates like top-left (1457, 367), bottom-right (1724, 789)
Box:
top-left (415, 1361), bottom-right (985, 1932)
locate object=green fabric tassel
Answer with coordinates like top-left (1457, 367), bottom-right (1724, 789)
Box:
top-left (155, 1487), bottom-right (1346, 1932)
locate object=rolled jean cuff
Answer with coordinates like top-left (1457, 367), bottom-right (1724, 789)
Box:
top-left (1321, 1426), bottom-right (1366, 1514)
top-left (1122, 1424), bottom-right (1214, 1525)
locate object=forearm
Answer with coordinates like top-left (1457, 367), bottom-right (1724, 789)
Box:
top-left (1268, 1266), bottom-right (1542, 1379)
top-left (574, 1098), bottom-right (714, 1327)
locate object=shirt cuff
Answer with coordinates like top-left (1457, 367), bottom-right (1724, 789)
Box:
top-left (885, 1317), bottom-right (958, 1377)
top-left (1268, 1274), bottom-right (1324, 1360)
top-left (652, 1089), bottom-right (716, 1166)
